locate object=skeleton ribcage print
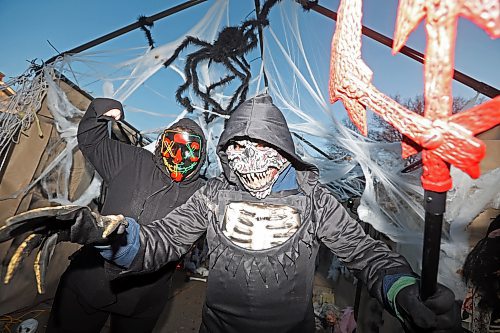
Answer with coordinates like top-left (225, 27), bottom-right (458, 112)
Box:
top-left (222, 202), bottom-right (301, 250)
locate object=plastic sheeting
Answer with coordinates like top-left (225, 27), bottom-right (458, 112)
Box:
top-left (1, 0), bottom-right (498, 298)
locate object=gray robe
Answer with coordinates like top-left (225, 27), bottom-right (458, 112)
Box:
top-left (117, 94), bottom-right (412, 332)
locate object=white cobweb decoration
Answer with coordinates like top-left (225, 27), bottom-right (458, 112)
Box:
top-left (1, 0), bottom-right (498, 297)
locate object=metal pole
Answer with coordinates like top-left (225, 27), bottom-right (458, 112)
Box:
top-left (45, 0), bottom-right (208, 64)
top-left (420, 190), bottom-right (447, 300)
top-left (291, 132), bottom-right (334, 160)
top-left (254, 0), bottom-right (269, 89)
top-left (296, 0), bottom-right (499, 98)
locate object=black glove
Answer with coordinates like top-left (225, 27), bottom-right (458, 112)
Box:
top-left (0, 205), bottom-right (127, 293)
top-left (55, 206), bottom-right (128, 244)
top-left (395, 282), bottom-right (462, 333)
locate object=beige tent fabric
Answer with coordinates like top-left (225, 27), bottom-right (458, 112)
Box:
top-left (0, 80), bottom-right (92, 315)
top-left (0, 105), bottom-right (53, 223)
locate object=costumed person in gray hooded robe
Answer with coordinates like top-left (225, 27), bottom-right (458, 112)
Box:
top-left (100, 94), bottom-right (460, 332)
top-left (46, 98), bottom-right (207, 333)
top-left (2, 95), bottom-right (460, 333)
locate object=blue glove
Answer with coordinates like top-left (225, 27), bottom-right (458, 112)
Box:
top-left (385, 275), bottom-right (461, 332)
top-left (95, 217), bottom-right (140, 268)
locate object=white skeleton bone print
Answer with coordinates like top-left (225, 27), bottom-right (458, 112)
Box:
top-left (222, 202), bottom-right (301, 250)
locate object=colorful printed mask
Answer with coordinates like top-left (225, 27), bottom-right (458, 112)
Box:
top-left (159, 129), bottom-right (202, 182)
top-left (226, 139), bottom-right (290, 199)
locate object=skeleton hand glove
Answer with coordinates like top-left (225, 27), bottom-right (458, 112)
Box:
top-left (387, 276), bottom-right (461, 333)
top-left (55, 206), bottom-right (128, 245)
top-left (0, 205), bottom-right (128, 293)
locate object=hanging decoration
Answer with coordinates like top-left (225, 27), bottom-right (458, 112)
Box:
top-left (158, 0), bottom-right (284, 121)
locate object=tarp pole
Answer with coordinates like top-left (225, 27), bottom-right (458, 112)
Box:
top-left (45, 0), bottom-right (208, 64)
top-left (254, 0), bottom-right (269, 89)
top-left (297, 0), bottom-right (499, 98)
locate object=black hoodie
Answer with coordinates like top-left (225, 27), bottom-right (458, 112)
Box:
top-left (124, 94), bottom-right (412, 332)
top-left (66, 98), bottom-right (206, 314)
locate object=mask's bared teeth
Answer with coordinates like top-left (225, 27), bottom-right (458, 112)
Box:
top-left (259, 177), bottom-right (265, 188)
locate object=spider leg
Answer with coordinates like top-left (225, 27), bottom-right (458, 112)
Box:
top-left (199, 72), bottom-right (236, 123)
top-left (204, 74), bottom-right (236, 123)
top-left (223, 57), bottom-right (251, 113)
top-left (241, 56), bottom-right (251, 71)
top-left (234, 56), bottom-right (252, 109)
top-left (259, 0), bottom-right (281, 22)
top-left (206, 75), bottom-right (236, 97)
top-left (164, 36), bottom-right (212, 68)
top-left (175, 48), bottom-right (209, 112)
top-left (188, 52), bottom-right (229, 116)
top-left (175, 68), bottom-right (194, 112)
top-left (189, 52), bottom-right (223, 114)
top-left (239, 33), bottom-right (259, 57)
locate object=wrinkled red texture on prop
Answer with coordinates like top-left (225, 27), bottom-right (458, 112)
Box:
top-left (329, 0), bottom-right (500, 192)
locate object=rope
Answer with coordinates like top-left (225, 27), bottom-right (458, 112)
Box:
top-left (0, 309), bottom-right (47, 333)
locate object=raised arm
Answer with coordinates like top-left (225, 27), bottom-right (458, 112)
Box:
top-left (77, 98), bottom-right (143, 182)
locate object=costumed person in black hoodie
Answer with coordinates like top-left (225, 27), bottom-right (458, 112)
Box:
top-left (2, 95), bottom-right (460, 332)
top-left (46, 98), bottom-right (207, 333)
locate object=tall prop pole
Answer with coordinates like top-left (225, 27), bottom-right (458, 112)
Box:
top-left (45, 0), bottom-right (208, 64)
top-left (420, 190), bottom-right (446, 298)
top-left (328, 0), bottom-right (500, 300)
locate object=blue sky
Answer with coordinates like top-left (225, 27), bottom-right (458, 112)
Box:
top-left (1, 0), bottom-right (498, 132)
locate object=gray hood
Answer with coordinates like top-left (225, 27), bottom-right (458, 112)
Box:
top-left (217, 93), bottom-right (317, 185)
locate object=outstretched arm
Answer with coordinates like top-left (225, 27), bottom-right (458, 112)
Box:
top-left (77, 98), bottom-right (143, 182)
top-left (315, 186), bottom-right (460, 332)
top-left (103, 184), bottom-right (212, 275)
top-left (0, 205), bottom-right (127, 293)
top-left (315, 187), bottom-right (412, 303)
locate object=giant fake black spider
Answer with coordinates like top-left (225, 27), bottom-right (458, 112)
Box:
top-left (162, 0), bottom-right (281, 121)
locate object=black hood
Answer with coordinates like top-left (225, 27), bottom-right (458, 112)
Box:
top-left (154, 117), bottom-right (207, 184)
top-left (217, 93), bottom-right (317, 185)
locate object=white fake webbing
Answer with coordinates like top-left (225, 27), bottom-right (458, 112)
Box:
top-left (0, 69), bottom-right (102, 206)
top-left (1, 0), bottom-right (498, 297)
top-left (43, 69), bottom-right (103, 206)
